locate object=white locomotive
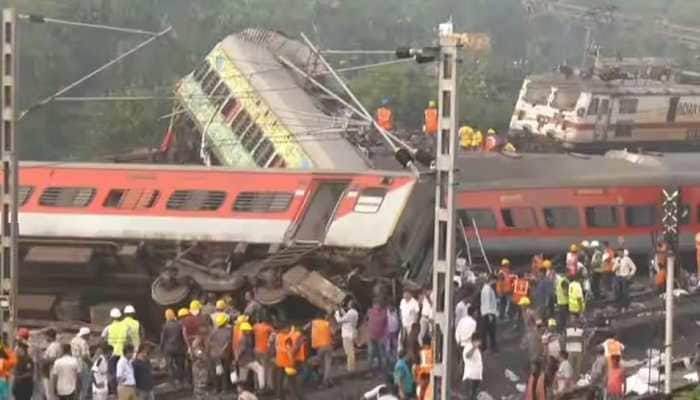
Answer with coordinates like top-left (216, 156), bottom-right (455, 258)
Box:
top-left (508, 59), bottom-right (700, 152)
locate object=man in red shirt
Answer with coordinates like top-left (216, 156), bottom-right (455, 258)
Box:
top-left (366, 298), bottom-right (388, 373)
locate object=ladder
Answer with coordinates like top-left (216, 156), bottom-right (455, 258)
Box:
top-left (261, 240), bottom-right (321, 269)
top-left (458, 217), bottom-right (492, 274)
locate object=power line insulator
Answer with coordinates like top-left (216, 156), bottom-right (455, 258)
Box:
top-left (394, 148), bottom-right (414, 168)
top-left (414, 149), bottom-right (434, 167)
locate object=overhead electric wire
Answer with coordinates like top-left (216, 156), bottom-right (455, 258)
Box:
top-left (18, 13), bottom-right (159, 36)
top-left (321, 49), bottom-right (396, 55)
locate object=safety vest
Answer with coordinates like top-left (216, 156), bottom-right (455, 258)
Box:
top-left (253, 322), bottom-right (272, 355)
top-left (424, 108), bottom-right (438, 136)
top-left (122, 316), bottom-right (141, 350)
top-left (555, 275), bottom-right (569, 306)
top-left (0, 349), bottom-right (16, 379)
top-left (471, 131), bottom-right (483, 148)
top-left (377, 107), bottom-right (394, 131)
top-left (289, 330), bottom-right (308, 363)
top-left (512, 278), bottom-right (529, 303)
top-left (275, 331), bottom-right (292, 368)
top-left (503, 142), bottom-right (516, 153)
top-left (311, 319), bottom-right (332, 350)
top-left (496, 268), bottom-right (514, 295)
top-left (414, 347), bottom-right (433, 381)
top-left (459, 126), bottom-right (474, 148)
top-left (232, 324), bottom-right (243, 356)
top-left (568, 281), bottom-right (585, 314)
top-left (107, 320), bottom-right (129, 356)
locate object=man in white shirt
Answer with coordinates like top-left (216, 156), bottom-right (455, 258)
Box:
top-left (480, 276), bottom-right (498, 351)
top-left (399, 290), bottom-right (420, 352)
top-left (334, 300), bottom-right (359, 372)
top-left (613, 249), bottom-right (637, 310)
top-left (462, 333), bottom-right (483, 400)
top-left (116, 344), bottom-right (136, 400)
top-left (43, 328), bottom-right (63, 400)
top-left (455, 297), bottom-right (469, 326)
top-left (455, 305), bottom-right (477, 349)
top-left (91, 344), bottom-right (112, 400)
top-left (50, 343), bottom-right (81, 400)
top-left (419, 288), bottom-right (433, 346)
top-left (71, 327), bottom-right (91, 400)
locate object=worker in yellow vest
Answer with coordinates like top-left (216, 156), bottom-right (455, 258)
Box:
top-left (101, 308), bottom-right (131, 357)
top-left (459, 126), bottom-right (475, 150)
top-left (122, 304), bottom-right (143, 351)
top-left (568, 275), bottom-right (586, 321)
top-left (471, 130), bottom-right (484, 150)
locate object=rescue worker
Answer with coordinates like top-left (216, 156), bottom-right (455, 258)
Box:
top-left (471, 130), bottom-right (484, 150)
top-left (534, 260), bottom-right (554, 320)
top-left (160, 309), bottom-right (186, 387)
top-left (275, 325), bottom-right (307, 400)
top-left (0, 343), bottom-right (17, 400)
top-left (565, 319), bottom-right (585, 379)
top-left (253, 316), bottom-right (274, 392)
top-left (414, 343), bottom-right (433, 400)
top-left (496, 258), bottom-right (515, 320)
top-left (589, 240), bottom-right (604, 299)
top-left (423, 101), bottom-right (438, 137)
top-left (503, 142), bottom-right (516, 153)
top-left (236, 317), bottom-right (264, 391)
top-left (480, 275), bottom-right (498, 351)
top-left (554, 274), bottom-right (569, 333)
top-left (566, 244), bottom-right (579, 279)
top-left (518, 297), bottom-right (537, 332)
top-left (483, 129), bottom-right (498, 152)
top-left (655, 240), bottom-right (669, 294)
top-left (568, 275), bottom-right (585, 322)
top-left (513, 277), bottom-right (531, 330)
top-left (459, 126), bottom-right (474, 150)
top-left (101, 308), bottom-right (131, 357)
top-left (542, 319), bottom-right (561, 360)
top-left (210, 299), bottom-right (228, 326)
top-left (182, 300), bottom-right (204, 350)
top-left (601, 241), bottom-right (616, 294)
top-left (606, 353), bottom-right (626, 400)
top-left (122, 305), bottom-right (143, 352)
top-left (309, 313), bottom-right (333, 386)
top-left (190, 325), bottom-right (211, 400)
top-left (376, 99), bottom-right (394, 132)
top-left (209, 313), bottom-right (231, 394)
top-left (602, 333), bottom-right (625, 369)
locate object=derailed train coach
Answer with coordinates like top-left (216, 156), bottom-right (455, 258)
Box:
top-left (10, 162), bottom-right (434, 319)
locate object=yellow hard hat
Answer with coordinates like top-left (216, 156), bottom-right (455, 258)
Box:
top-left (542, 260), bottom-right (552, 269)
top-left (215, 300), bottom-right (226, 311)
top-left (284, 367), bottom-right (298, 376)
top-left (164, 309), bottom-right (176, 321)
top-left (501, 258), bottom-right (511, 266)
top-left (177, 308), bottom-right (190, 318)
top-left (189, 300), bottom-right (202, 311)
top-left (236, 314), bottom-right (249, 324)
top-left (240, 322), bottom-right (253, 332)
top-left (215, 313), bottom-right (229, 327)
top-left (428, 100), bottom-right (437, 108)
top-left (518, 297), bottom-right (531, 307)
top-left (570, 244), bottom-right (578, 252)
top-left (487, 128), bottom-right (496, 135)
top-left (548, 318), bottom-right (557, 328)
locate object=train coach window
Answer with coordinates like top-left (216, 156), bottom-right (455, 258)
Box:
top-left (233, 192), bottom-right (293, 212)
top-left (458, 209), bottom-right (497, 229)
top-left (39, 187), bottom-right (96, 208)
top-left (544, 207), bottom-right (580, 229)
top-left (354, 188), bottom-right (387, 213)
top-left (587, 98), bottom-right (599, 115)
top-left (104, 189), bottom-right (160, 209)
top-left (619, 98), bottom-right (639, 114)
top-left (501, 207), bottom-right (537, 229)
top-left (1, 186), bottom-right (33, 206)
top-left (585, 206), bottom-right (619, 228)
top-left (166, 190), bottom-right (226, 211)
top-left (625, 205), bottom-right (657, 227)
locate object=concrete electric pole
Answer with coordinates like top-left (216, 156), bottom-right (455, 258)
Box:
top-left (430, 21), bottom-right (460, 400)
top-left (0, 8), bottom-right (18, 348)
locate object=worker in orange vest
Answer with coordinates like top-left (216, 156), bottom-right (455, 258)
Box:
top-left (0, 344), bottom-right (16, 399)
top-left (274, 325), bottom-right (308, 400)
top-left (496, 258), bottom-right (515, 320)
top-left (309, 313), bottom-right (334, 386)
top-left (376, 98), bottom-right (394, 132)
top-left (602, 333), bottom-right (625, 369)
top-left (423, 101), bottom-right (438, 137)
top-left (513, 278), bottom-right (532, 331)
top-left (414, 344), bottom-right (433, 400)
top-left (253, 317), bottom-right (274, 392)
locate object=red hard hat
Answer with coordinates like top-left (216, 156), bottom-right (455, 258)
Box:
top-left (17, 327), bottom-right (29, 340)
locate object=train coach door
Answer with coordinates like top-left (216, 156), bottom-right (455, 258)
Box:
top-left (594, 97), bottom-right (611, 142)
top-left (292, 181), bottom-right (349, 242)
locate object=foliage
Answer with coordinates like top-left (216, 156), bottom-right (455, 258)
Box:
top-left (0, 0), bottom-right (696, 160)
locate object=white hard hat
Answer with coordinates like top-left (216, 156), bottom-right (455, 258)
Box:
top-left (581, 240), bottom-right (590, 248)
top-left (77, 327), bottom-right (91, 337)
top-left (591, 240), bottom-right (600, 247)
top-left (123, 305), bottom-right (136, 314)
top-left (110, 308), bottom-right (122, 319)
top-left (623, 249), bottom-right (630, 257)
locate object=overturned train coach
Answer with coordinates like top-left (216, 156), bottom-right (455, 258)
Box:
top-left (11, 162), bottom-right (434, 317)
top-left (10, 151), bottom-right (700, 319)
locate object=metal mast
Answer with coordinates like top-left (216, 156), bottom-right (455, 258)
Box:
top-left (0, 8), bottom-right (18, 347)
top-left (431, 21), bottom-right (459, 400)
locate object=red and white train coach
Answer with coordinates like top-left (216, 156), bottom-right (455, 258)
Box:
top-left (455, 151), bottom-right (700, 260)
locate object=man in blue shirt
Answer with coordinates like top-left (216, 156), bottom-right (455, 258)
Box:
top-left (393, 350), bottom-right (415, 399)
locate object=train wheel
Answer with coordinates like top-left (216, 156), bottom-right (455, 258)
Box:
top-left (151, 274), bottom-right (192, 306)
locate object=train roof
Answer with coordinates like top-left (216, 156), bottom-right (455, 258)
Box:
top-left (455, 151), bottom-right (700, 191)
top-left (526, 73), bottom-right (700, 95)
top-left (18, 161), bottom-right (415, 178)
